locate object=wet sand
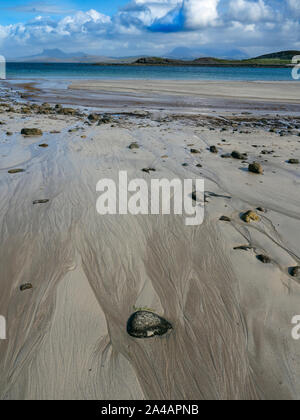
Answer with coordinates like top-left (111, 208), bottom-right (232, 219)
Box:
top-left (0, 81), bottom-right (300, 400)
top-left (6, 79), bottom-right (300, 115)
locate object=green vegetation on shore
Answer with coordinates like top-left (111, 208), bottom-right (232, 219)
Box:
top-left (94, 50), bottom-right (299, 68)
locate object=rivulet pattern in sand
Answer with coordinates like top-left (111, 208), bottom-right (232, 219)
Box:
top-left (0, 100), bottom-right (300, 400)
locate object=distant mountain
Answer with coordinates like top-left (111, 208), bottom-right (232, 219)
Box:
top-left (10, 48), bottom-right (118, 64)
top-left (255, 50), bottom-right (300, 60)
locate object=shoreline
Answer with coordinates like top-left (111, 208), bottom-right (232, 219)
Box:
top-left (3, 79), bottom-right (300, 116)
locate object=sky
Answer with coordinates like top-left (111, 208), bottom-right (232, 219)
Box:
top-left (0, 0), bottom-right (299, 59)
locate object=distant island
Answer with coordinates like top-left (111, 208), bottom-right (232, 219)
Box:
top-left (99, 51), bottom-right (299, 68)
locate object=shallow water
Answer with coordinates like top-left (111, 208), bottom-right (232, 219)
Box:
top-left (6, 63), bottom-right (296, 82)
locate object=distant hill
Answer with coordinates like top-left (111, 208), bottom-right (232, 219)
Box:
top-left (9, 48), bottom-right (119, 64)
top-left (255, 50), bottom-right (300, 60)
top-left (132, 55), bottom-right (292, 68)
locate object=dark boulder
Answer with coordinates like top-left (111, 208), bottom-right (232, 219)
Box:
top-left (290, 267), bottom-right (300, 277)
top-left (248, 162), bottom-right (263, 175)
top-left (257, 254), bottom-right (271, 264)
top-left (127, 311), bottom-right (172, 339)
top-left (21, 128), bottom-right (43, 136)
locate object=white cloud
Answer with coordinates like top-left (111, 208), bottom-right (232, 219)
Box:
top-left (229, 0), bottom-right (273, 22)
top-left (183, 0), bottom-right (219, 29)
top-left (0, 1), bottom-right (299, 58)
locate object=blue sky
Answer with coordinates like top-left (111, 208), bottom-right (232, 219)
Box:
top-left (0, 0), bottom-right (299, 59)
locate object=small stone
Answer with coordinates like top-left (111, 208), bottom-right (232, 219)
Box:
top-left (220, 216), bottom-right (231, 222)
top-left (241, 210), bottom-right (260, 223)
top-left (39, 143), bottom-right (48, 148)
top-left (232, 151), bottom-right (247, 160)
top-left (248, 162), bottom-right (263, 175)
top-left (88, 113), bottom-right (100, 122)
top-left (20, 283), bottom-right (33, 292)
top-left (21, 128), bottom-right (43, 136)
top-left (257, 254), bottom-right (271, 264)
top-left (58, 108), bottom-right (76, 116)
top-left (6, 132), bottom-right (13, 136)
top-left (210, 146), bottom-right (218, 154)
top-left (290, 267), bottom-right (300, 277)
top-left (129, 142), bottom-right (139, 150)
top-left (288, 159), bottom-right (299, 164)
top-left (192, 190), bottom-right (202, 202)
top-left (98, 115), bottom-right (113, 124)
top-left (142, 168), bottom-right (156, 174)
top-left (33, 199), bottom-right (50, 205)
top-left (8, 169), bottom-right (25, 174)
top-left (190, 149), bottom-right (201, 154)
top-left (127, 311), bottom-right (172, 339)
top-left (234, 245), bottom-right (254, 251)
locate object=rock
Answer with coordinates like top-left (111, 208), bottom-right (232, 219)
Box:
top-left (190, 149), bottom-right (201, 154)
top-left (210, 146), bottom-right (218, 154)
top-left (142, 168), bottom-right (156, 174)
top-left (33, 199), bottom-right (50, 205)
top-left (41, 103), bottom-right (52, 109)
top-left (129, 142), bottom-right (139, 150)
top-left (288, 159), bottom-right (299, 164)
top-left (256, 207), bottom-right (266, 213)
top-left (232, 151), bottom-right (247, 160)
top-left (20, 107), bottom-right (31, 114)
top-left (6, 132), bottom-right (13, 136)
top-left (58, 108), bottom-right (76, 116)
top-left (196, 163), bottom-right (202, 167)
top-left (182, 163), bottom-right (189, 167)
top-left (192, 190), bottom-right (202, 202)
top-left (234, 245), bottom-right (254, 251)
top-left (248, 162), bottom-right (263, 175)
top-left (20, 283), bottom-right (33, 292)
top-left (127, 311), bottom-right (172, 339)
top-left (241, 210), bottom-right (260, 223)
top-left (8, 169), bottom-right (25, 174)
top-left (290, 267), bottom-right (300, 277)
top-left (98, 115), bottom-right (113, 125)
top-left (257, 254), bottom-right (271, 264)
top-left (88, 113), bottom-right (100, 122)
top-left (220, 216), bottom-right (231, 222)
top-left (21, 128), bottom-right (43, 136)
top-left (39, 143), bottom-right (48, 148)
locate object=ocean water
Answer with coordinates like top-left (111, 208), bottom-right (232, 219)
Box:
top-left (5, 62), bottom-right (296, 81)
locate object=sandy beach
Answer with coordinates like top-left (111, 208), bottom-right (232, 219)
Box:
top-left (0, 79), bottom-right (300, 400)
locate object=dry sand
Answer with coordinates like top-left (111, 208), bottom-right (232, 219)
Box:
top-left (0, 80), bottom-right (300, 400)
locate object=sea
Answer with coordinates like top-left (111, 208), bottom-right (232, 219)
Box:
top-left (5, 62), bottom-right (297, 81)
